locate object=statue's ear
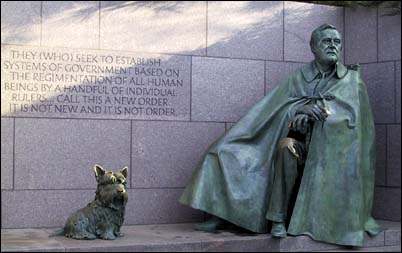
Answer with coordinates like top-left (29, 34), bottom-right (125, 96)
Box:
top-left (120, 167), bottom-right (128, 178)
top-left (94, 164), bottom-right (106, 178)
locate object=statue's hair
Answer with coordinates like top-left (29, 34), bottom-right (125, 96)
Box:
top-left (310, 24), bottom-right (338, 50)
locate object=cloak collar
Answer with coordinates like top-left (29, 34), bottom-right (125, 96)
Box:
top-left (301, 61), bottom-right (347, 82)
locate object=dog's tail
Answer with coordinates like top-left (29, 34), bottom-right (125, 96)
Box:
top-left (48, 228), bottom-right (64, 237)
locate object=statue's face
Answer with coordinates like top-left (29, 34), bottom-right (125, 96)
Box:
top-left (312, 29), bottom-right (342, 66)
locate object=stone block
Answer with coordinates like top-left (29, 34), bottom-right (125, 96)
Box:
top-left (378, 8), bottom-right (401, 61)
top-left (265, 61), bottom-right (304, 94)
top-left (56, 223), bottom-right (204, 252)
top-left (1, 1), bottom-right (41, 45)
top-left (125, 188), bottom-right (204, 225)
top-left (1, 45), bottom-right (191, 121)
top-left (284, 2), bottom-right (344, 63)
top-left (2, 188), bottom-right (202, 229)
top-left (373, 187), bottom-right (401, 221)
top-left (280, 235), bottom-right (341, 251)
top-left (1, 221), bottom-right (400, 252)
top-left (42, 1), bottom-right (99, 49)
top-left (382, 220), bottom-right (401, 246)
top-left (386, 231), bottom-right (401, 246)
top-left (387, 124), bottom-right (401, 187)
top-left (396, 61), bottom-right (401, 123)
top-left (0, 228), bottom-right (65, 251)
top-left (100, 1), bottom-right (206, 55)
top-left (364, 230), bottom-right (385, 247)
top-left (14, 118), bottom-right (131, 189)
top-left (375, 124), bottom-right (386, 186)
top-left (131, 121), bottom-right (225, 188)
top-left (1, 189), bottom-right (94, 228)
top-left (202, 236), bottom-right (278, 252)
top-left (1, 118), bottom-right (13, 189)
top-left (192, 57), bottom-right (264, 122)
top-left (207, 1), bottom-right (283, 60)
top-left (360, 62), bottom-right (395, 124)
top-left (345, 7), bottom-right (377, 64)
top-left (66, 243), bottom-right (201, 252)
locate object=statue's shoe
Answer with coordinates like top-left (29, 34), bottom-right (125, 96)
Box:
top-left (271, 222), bottom-right (287, 238)
top-left (194, 216), bottom-right (226, 232)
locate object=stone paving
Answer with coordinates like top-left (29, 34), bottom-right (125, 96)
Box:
top-left (1, 220), bottom-right (400, 252)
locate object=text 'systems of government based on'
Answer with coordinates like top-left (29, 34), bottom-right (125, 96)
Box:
top-left (1, 47), bottom-right (189, 120)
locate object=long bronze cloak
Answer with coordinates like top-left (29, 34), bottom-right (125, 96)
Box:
top-left (179, 61), bottom-right (381, 246)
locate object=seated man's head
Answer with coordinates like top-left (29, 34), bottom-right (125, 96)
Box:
top-left (310, 24), bottom-right (342, 68)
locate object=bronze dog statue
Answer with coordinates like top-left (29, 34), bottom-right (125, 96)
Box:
top-left (50, 165), bottom-right (128, 240)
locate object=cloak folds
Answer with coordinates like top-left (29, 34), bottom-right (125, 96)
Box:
top-left (179, 61), bottom-right (382, 247)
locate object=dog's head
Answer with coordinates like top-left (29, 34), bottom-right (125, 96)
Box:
top-left (93, 164), bottom-right (128, 210)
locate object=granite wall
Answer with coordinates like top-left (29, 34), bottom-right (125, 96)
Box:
top-left (1, 1), bottom-right (400, 229)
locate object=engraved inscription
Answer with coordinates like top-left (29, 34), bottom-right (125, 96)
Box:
top-left (1, 46), bottom-right (190, 120)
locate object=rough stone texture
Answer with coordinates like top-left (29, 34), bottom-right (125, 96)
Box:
top-left (0, 1), bottom-right (41, 45)
top-left (0, 1), bottom-right (401, 233)
top-left (279, 235), bottom-right (341, 251)
top-left (284, 2), bottom-right (344, 63)
top-left (375, 125), bottom-right (386, 186)
top-left (1, 221), bottom-right (399, 252)
top-left (14, 118), bottom-right (131, 190)
top-left (0, 228), bottom-right (65, 252)
top-left (378, 8), bottom-right (401, 61)
top-left (131, 121), bottom-right (225, 188)
top-left (125, 188), bottom-right (204, 225)
top-left (192, 57), bottom-right (264, 122)
top-left (383, 220), bottom-right (402, 246)
top-left (0, 45), bottom-right (192, 122)
top-left (207, 1), bottom-right (283, 61)
top-left (387, 125), bottom-right (401, 187)
top-left (1, 118), bottom-right (13, 190)
top-left (360, 62), bottom-right (395, 124)
top-left (100, 1), bottom-right (206, 55)
top-left (345, 7), bottom-right (377, 64)
top-left (373, 187), bottom-right (401, 221)
top-left (1, 189), bottom-right (94, 228)
top-left (396, 61), bottom-right (401, 123)
top-left (41, 1), bottom-right (99, 49)
top-left (364, 231), bottom-right (386, 248)
top-left (202, 237), bottom-right (279, 252)
top-left (1, 188), bottom-right (202, 229)
top-left (386, 232), bottom-right (401, 247)
top-left (265, 61), bottom-right (305, 94)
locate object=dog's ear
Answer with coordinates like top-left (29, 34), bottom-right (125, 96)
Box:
top-left (120, 167), bottom-right (128, 179)
top-left (94, 164), bottom-right (106, 178)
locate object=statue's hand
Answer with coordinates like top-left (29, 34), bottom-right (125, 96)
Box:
top-left (289, 114), bottom-right (309, 134)
top-left (296, 104), bottom-right (328, 121)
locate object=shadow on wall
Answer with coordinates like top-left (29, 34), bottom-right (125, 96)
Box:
top-left (0, 0), bottom-right (339, 199)
top-left (0, 1), bottom-right (286, 119)
top-left (0, 1), bottom-right (359, 228)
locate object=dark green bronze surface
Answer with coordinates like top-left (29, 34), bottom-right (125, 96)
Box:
top-left (49, 165), bottom-right (128, 240)
top-left (180, 24), bottom-right (381, 247)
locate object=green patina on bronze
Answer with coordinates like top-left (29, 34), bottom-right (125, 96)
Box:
top-left (49, 165), bottom-right (128, 240)
top-left (179, 24), bottom-right (381, 247)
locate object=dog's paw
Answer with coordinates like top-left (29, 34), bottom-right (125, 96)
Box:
top-left (100, 231), bottom-right (116, 240)
top-left (115, 231), bottom-right (125, 237)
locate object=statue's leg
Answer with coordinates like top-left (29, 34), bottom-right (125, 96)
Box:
top-left (267, 137), bottom-right (304, 237)
top-left (194, 215), bottom-right (226, 233)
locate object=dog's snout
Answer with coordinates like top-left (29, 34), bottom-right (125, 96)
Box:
top-left (117, 186), bottom-right (126, 194)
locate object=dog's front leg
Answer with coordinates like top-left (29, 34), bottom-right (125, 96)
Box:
top-left (100, 228), bottom-right (116, 240)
